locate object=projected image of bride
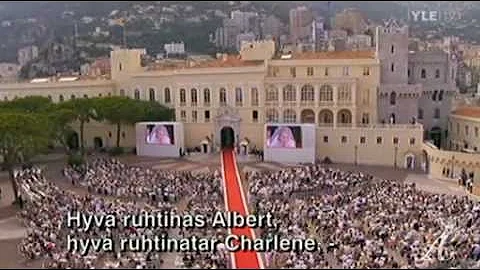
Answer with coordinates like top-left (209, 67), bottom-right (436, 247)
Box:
top-left (266, 126), bottom-right (302, 148)
top-left (145, 124), bottom-right (174, 145)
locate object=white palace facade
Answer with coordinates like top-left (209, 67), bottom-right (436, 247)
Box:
top-left (0, 38), bottom-right (479, 194)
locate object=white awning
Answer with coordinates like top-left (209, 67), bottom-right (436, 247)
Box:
top-left (58, 77), bottom-right (79, 82)
top-left (30, 78), bottom-right (49, 83)
top-left (200, 139), bottom-right (210, 145)
top-left (240, 140), bottom-right (249, 146)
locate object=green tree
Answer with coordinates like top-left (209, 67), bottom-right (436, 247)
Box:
top-left (57, 98), bottom-right (99, 154)
top-left (138, 100), bottom-right (175, 122)
top-left (96, 96), bottom-right (143, 148)
top-left (46, 107), bottom-right (78, 153)
top-left (0, 112), bottom-right (53, 202)
top-left (0, 96), bottom-right (52, 113)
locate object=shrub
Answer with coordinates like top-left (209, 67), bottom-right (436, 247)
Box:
top-left (67, 153), bottom-right (85, 167)
top-left (322, 157), bottom-right (333, 164)
top-left (109, 147), bottom-right (124, 156)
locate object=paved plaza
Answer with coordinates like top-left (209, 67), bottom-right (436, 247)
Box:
top-left (0, 153), bottom-right (476, 268)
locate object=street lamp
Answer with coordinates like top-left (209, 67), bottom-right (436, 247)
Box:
top-left (451, 155), bottom-right (455, 178)
top-left (354, 145), bottom-right (358, 166)
top-left (394, 146), bottom-right (398, 169)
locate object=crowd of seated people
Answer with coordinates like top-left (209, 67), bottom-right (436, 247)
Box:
top-left (13, 158), bottom-right (480, 269)
top-left (16, 159), bottom-right (230, 269)
top-left (248, 166), bottom-right (480, 269)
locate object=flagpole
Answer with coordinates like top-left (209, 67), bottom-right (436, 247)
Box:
top-left (122, 23), bottom-right (127, 49)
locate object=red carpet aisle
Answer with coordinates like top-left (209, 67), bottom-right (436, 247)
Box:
top-left (221, 149), bottom-right (264, 269)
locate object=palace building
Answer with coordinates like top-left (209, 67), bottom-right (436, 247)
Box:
top-left (0, 24), bottom-right (479, 193)
top-left (0, 40), bottom-right (424, 169)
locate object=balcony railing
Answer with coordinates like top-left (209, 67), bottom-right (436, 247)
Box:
top-left (337, 100), bottom-right (353, 106)
top-left (333, 123), bottom-right (423, 129)
top-left (300, 100), bottom-right (315, 106)
top-left (265, 101), bottom-right (279, 106)
top-left (318, 100), bottom-right (334, 106)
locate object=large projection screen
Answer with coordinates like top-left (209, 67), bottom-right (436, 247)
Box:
top-left (136, 122), bottom-right (184, 157)
top-left (264, 124), bottom-right (315, 164)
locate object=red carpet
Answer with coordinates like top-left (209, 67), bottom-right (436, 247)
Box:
top-left (221, 148), bottom-right (264, 269)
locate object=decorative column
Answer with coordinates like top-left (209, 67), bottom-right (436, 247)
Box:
top-left (296, 84), bottom-right (301, 109)
top-left (333, 85), bottom-right (338, 105)
top-left (351, 83), bottom-right (357, 127)
top-left (333, 109), bottom-right (337, 128)
top-left (278, 84), bottom-right (284, 108)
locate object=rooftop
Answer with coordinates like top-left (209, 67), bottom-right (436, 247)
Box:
top-left (147, 55), bottom-right (264, 71)
top-left (452, 106), bottom-right (480, 119)
top-left (0, 75), bottom-right (111, 85)
top-left (275, 50), bottom-right (376, 60)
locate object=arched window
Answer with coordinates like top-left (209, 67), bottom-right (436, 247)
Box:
top-left (219, 88), bottom-right (227, 106)
top-left (283, 84), bottom-right (296, 102)
top-left (300, 109), bottom-right (315, 123)
top-left (300, 84), bottom-right (314, 101)
top-left (203, 88), bottom-right (210, 106)
top-left (149, 88), bottom-right (155, 101)
top-left (421, 69), bottom-right (426, 78)
top-left (134, 89), bottom-right (140, 100)
top-left (319, 84), bottom-right (333, 101)
top-left (265, 108), bottom-right (279, 122)
top-left (59, 95), bottom-right (64, 102)
top-left (432, 90), bottom-right (438, 101)
top-left (235, 87), bottom-right (243, 106)
top-left (164, 88), bottom-right (171, 103)
top-left (265, 86), bottom-right (278, 101)
top-left (251, 87), bottom-right (258, 106)
top-left (83, 94), bottom-right (88, 99)
top-left (283, 109), bottom-right (297, 123)
top-left (179, 88), bottom-right (186, 105)
top-left (119, 89), bottom-right (125, 96)
top-left (390, 91), bottom-right (397, 105)
top-left (338, 109), bottom-right (352, 124)
top-left (191, 88), bottom-right (198, 106)
top-left (71, 94), bottom-right (76, 100)
top-left (418, 108), bottom-right (423, 119)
